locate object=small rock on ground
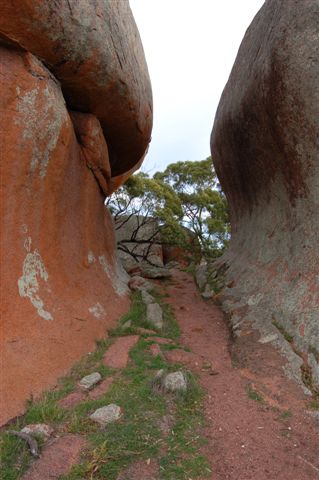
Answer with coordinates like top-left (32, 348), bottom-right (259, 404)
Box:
top-left (21, 424), bottom-right (53, 440)
top-left (103, 335), bottom-right (139, 369)
top-left (146, 303), bottom-right (163, 329)
top-left (121, 320), bottom-right (132, 329)
top-left (79, 372), bottom-right (101, 390)
top-left (163, 371), bottom-right (187, 392)
top-left (141, 290), bottom-right (155, 305)
top-left (22, 435), bottom-right (86, 480)
top-left (89, 404), bottom-right (122, 426)
top-left (140, 265), bottom-right (172, 279)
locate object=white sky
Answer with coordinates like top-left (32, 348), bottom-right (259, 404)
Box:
top-left (130, 0), bottom-right (264, 174)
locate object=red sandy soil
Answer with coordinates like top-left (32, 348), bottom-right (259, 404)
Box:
top-left (165, 270), bottom-right (319, 480)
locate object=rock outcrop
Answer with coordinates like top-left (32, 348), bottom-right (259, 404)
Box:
top-left (0, 1), bottom-right (152, 424)
top-left (211, 0), bottom-right (319, 389)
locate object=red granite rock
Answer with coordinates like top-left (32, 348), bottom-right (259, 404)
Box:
top-left (103, 336), bottom-right (139, 369)
top-left (0, 2), bottom-right (152, 425)
top-left (22, 435), bottom-right (86, 480)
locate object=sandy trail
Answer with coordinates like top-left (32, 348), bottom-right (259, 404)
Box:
top-left (165, 269), bottom-right (319, 480)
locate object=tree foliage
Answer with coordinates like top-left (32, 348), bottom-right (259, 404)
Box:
top-left (106, 157), bottom-right (230, 261)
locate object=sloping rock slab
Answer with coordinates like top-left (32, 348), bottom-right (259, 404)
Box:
top-left (22, 435), bottom-right (86, 480)
top-left (103, 335), bottom-right (139, 369)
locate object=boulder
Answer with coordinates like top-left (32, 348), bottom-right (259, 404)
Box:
top-left (0, 0), bottom-right (152, 180)
top-left (211, 0), bottom-right (319, 385)
top-left (0, 2), bottom-right (152, 425)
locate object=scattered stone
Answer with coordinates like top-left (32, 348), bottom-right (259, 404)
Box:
top-left (103, 335), bottom-right (139, 369)
top-left (163, 371), bottom-right (187, 392)
top-left (140, 265), bottom-right (172, 279)
top-left (88, 377), bottom-right (114, 400)
top-left (121, 319), bottom-right (132, 329)
top-left (21, 435), bottom-right (86, 480)
top-left (58, 391), bottom-right (86, 409)
top-left (146, 303), bottom-right (163, 329)
top-left (141, 290), bottom-right (155, 305)
top-left (79, 372), bottom-right (102, 390)
top-left (89, 404), bottom-right (122, 426)
top-left (128, 275), bottom-right (153, 292)
top-left (258, 333), bottom-right (279, 344)
top-left (201, 290), bottom-right (214, 300)
top-left (21, 424), bottom-right (54, 440)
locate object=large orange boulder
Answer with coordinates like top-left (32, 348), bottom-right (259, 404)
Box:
top-left (0, 2), bottom-right (152, 424)
top-left (211, 0), bottom-right (319, 389)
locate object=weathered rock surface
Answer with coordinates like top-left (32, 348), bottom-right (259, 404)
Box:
top-left (141, 290), bottom-right (155, 305)
top-left (79, 372), bottom-right (102, 390)
top-left (211, 0), bottom-right (319, 387)
top-left (163, 371), bottom-right (187, 392)
top-left (89, 404), bottom-right (122, 426)
top-left (116, 216), bottom-right (163, 270)
top-left (0, 0), bottom-right (152, 180)
top-left (147, 303), bottom-right (164, 330)
top-left (21, 424), bottom-right (53, 440)
top-left (0, 2), bottom-right (152, 425)
top-left (129, 275), bottom-right (153, 292)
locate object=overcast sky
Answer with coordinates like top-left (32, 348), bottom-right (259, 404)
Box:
top-left (130, 0), bottom-right (264, 174)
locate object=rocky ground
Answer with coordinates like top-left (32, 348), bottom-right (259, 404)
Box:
top-left (1, 268), bottom-right (318, 480)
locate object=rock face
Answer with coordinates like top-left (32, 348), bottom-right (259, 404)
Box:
top-left (116, 215), bottom-right (163, 270)
top-left (211, 0), bottom-right (319, 388)
top-left (0, 1), bottom-right (152, 425)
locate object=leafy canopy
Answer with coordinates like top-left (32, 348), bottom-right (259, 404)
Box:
top-left (107, 157), bottom-right (230, 260)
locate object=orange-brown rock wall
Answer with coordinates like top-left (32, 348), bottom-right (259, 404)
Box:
top-left (0, 1), bottom-right (152, 425)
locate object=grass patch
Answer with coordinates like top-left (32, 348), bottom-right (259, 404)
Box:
top-left (246, 385), bottom-right (263, 403)
top-left (277, 410), bottom-right (292, 421)
top-left (308, 397), bottom-right (319, 410)
top-left (2, 286), bottom-right (210, 480)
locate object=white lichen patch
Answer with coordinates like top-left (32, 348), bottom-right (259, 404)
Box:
top-left (88, 302), bottom-right (105, 319)
top-left (18, 250), bottom-right (53, 320)
top-left (15, 82), bottom-right (67, 179)
top-left (99, 254), bottom-right (129, 297)
top-left (88, 251), bottom-right (96, 264)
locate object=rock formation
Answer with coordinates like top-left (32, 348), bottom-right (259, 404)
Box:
top-left (211, 0), bottom-right (319, 389)
top-left (0, 1), bottom-right (152, 424)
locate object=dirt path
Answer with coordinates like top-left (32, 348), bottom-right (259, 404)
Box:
top-left (165, 269), bottom-right (319, 480)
